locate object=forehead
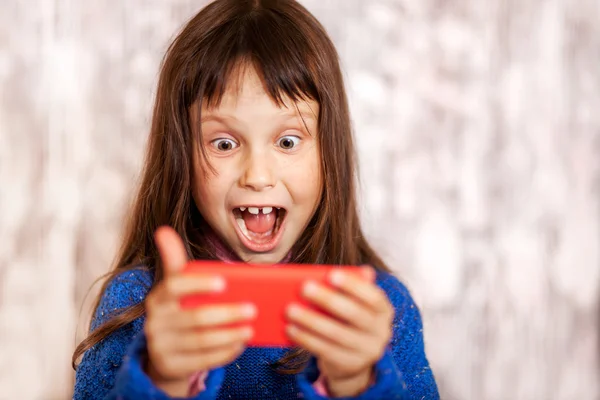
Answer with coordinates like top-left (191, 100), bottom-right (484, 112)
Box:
top-left (200, 64), bottom-right (319, 118)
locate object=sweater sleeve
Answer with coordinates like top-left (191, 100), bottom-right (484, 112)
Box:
top-left (72, 268), bottom-right (225, 400)
top-left (104, 329), bottom-right (225, 400)
top-left (296, 271), bottom-right (439, 400)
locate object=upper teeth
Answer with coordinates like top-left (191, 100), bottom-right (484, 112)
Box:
top-left (241, 207), bottom-right (274, 215)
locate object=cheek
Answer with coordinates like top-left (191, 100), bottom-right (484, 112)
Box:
top-left (192, 161), bottom-right (226, 220)
top-left (285, 148), bottom-right (323, 208)
top-left (192, 176), bottom-right (212, 219)
top-left (195, 175), bottom-right (226, 208)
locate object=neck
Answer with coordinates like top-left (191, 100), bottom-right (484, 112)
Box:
top-left (205, 229), bottom-right (292, 264)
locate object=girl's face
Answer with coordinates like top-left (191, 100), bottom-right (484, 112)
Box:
top-left (191, 66), bottom-right (322, 264)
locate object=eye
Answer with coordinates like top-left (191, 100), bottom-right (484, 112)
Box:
top-left (277, 136), bottom-right (300, 150)
top-left (211, 138), bottom-right (239, 152)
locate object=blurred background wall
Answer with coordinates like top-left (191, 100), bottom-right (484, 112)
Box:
top-left (0, 0), bottom-right (599, 399)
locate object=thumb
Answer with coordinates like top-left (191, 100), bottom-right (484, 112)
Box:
top-left (154, 226), bottom-right (189, 277)
top-left (359, 264), bottom-right (376, 283)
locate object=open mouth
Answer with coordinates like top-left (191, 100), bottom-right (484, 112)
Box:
top-left (231, 206), bottom-right (287, 252)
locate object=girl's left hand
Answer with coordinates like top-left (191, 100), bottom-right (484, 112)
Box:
top-left (285, 267), bottom-right (394, 397)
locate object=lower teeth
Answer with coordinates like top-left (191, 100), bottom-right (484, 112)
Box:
top-left (236, 218), bottom-right (250, 237)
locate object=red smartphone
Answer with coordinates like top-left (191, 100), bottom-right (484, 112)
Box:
top-left (180, 260), bottom-right (373, 347)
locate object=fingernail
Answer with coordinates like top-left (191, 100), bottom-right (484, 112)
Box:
top-left (241, 327), bottom-right (253, 339)
top-left (242, 303), bottom-right (257, 318)
top-left (330, 271), bottom-right (345, 286)
top-left (287, 304), bottom-right (301, 318)
top-left (212, 277), bottom-right (226, 291)
top-left (286, 325), bottom-right (298, 336)
top-left (303, 281), bottom-right (318, 296)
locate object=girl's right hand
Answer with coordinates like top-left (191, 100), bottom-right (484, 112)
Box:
top-left (144, 226), bottom-right (256, 397)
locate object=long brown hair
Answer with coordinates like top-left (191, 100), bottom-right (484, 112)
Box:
top-left (72, 0), bottom-right (390, 373)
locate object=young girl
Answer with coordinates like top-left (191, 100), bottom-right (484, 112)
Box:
top-left (72, 1), bottom-right (439, 399)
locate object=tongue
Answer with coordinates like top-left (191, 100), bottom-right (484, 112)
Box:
top-left (242, 210), bottom-right (276, 234)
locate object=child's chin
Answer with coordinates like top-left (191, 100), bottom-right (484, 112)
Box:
top-left (236, 247), bottom-right (289, 265)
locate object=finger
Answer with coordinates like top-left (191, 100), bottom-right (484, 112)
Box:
top-left (286, 324), bottom-right (352, 363)
top-left (329, 270), bottom-right (391, 314)
top-left (175, 303), bottom-right (257, 329)
top-left (286, 303), bottom-right (363, 350)
top-left (163, 274), bottom-right (226, 299)
top-left (154, 226), bottom-right (188, 276)
top-left (302, 281), bottom-right (374, 331)
top-left (157, 342), bottom-right (246, 377)
top-left (145, 275), bottom-right (225, 314)
top-left (357, 265), bottom-right (376, 282)
top-left (181, 343), bottom-right (246, 372)
top-left (162, 326), bottom-right (253, 353)
top-left (146, 300), bottom-right (256, 337)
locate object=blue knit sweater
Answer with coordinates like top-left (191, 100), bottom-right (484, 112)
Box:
top-left (73, 268), bottom-right (439, 399)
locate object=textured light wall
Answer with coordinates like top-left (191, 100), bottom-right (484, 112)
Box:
top-left (0, 1), bottom-right (598, 399)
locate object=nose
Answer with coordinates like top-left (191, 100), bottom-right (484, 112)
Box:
top-left (239, 151), bottom-right (275, 191)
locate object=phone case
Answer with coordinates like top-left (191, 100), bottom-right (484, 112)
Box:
top-left (180, 260), bottom-right (372, 347)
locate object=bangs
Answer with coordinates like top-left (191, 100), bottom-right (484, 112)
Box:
top-left (183, 6), bottom-right (322, 110)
